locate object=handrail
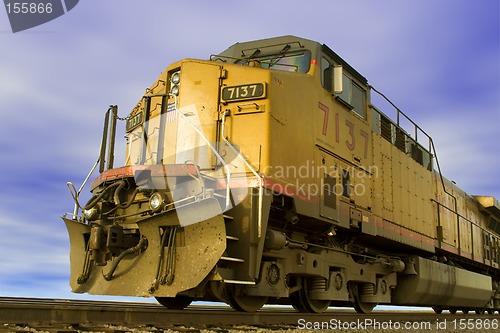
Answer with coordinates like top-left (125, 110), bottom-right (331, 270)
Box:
top-left (221, 110), bottom-right (262, 184)
top-left (68, 105), bottom-right (121, 218)
top-left (178, 110), bottom-right (232, 211)
top-left (370, 85), bottom-right (458, 221)
top-left (432, 198), bottom-right (500, 263)
top-left (221, 110), bottom-right (263, 241)
top-left (99, 105), bottom-right (118, 173)
top-left (68, 157), bottom-right (100, 218)
top-left (107, 106), bottom-right (118, 170)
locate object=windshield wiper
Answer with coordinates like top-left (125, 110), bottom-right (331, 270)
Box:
top-left (248, 48), bottom-right (261, 58)
top-left (268, 44), bottom-right (291, 68)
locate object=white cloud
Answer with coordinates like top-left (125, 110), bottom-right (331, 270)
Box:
top-left (0, 212), bottom-right (68, 292)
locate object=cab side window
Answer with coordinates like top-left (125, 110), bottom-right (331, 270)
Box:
top-left (320, 56), bottom-right (366, 119)
top-left (321, 57), bottom-right (332, 91)
top-left (339, 74), bottom-right (366, 119)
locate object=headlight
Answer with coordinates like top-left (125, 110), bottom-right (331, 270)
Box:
top-left (170, 72), bottom-right (181, 84)
top-left (83, 206), bottom-right (99, 221)
top-left (149, 192), bottom-right (167, 212)
top-left (170, 71), bottom-right (180, 96)
top-left (170, 84), bottom-right (180, 96)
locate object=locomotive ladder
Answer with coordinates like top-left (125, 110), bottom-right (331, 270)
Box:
top-left (221, 214), bottom-right (244, 263)
top-left (219, 214), bottom-right (257, 285)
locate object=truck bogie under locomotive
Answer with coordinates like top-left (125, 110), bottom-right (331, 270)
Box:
top-left (63, 36), bottom-right (500, 313)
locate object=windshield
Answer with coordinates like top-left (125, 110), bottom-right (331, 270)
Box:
top-left (236, 50), bottom-right (311, 73)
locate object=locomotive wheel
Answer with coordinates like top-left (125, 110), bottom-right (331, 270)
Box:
top-left (289, 277), bottom-right (331, 313)
top-left (353, 298), bottom-right (377, 314)
top-left (432, 306), bottom-right (443, 314)
top-left (449, 308), bottom-right (457, 314)
top-left (225, 284), bottom-right (267, 312)
top-left (155, 296), bottom-right (192, 309)
top-left (349, 284), bottom-right (377, 314)
top-left (475, 308), bottom-right (485, 314)
top-left (289, 277), bottom-right (308, 313)
top-left (462, 308), bottom-right (470, 314)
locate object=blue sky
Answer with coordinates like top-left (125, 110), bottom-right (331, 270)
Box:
top-left (0, 1), bottom-right (498, 302)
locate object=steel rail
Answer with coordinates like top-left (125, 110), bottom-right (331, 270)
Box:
top-left (1, 297), bottom-right (496, 330)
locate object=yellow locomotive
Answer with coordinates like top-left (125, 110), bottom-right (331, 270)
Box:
top-left (63, 35), bottom-right (500, 313)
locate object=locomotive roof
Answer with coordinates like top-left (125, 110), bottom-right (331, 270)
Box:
top-left (217, 35), bottom-right (367, 86)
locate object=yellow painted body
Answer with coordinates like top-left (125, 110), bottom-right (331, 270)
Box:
top-left (64, 35), bottom-right (499, 311)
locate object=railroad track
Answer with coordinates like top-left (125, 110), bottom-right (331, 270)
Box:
top-left (1, 297), bottom-right (498, 332)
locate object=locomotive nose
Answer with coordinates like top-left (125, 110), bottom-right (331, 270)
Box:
top-left (137, 197), bottom-right (227, 296)
top-left (63, 197), bottom-right (226, 297)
